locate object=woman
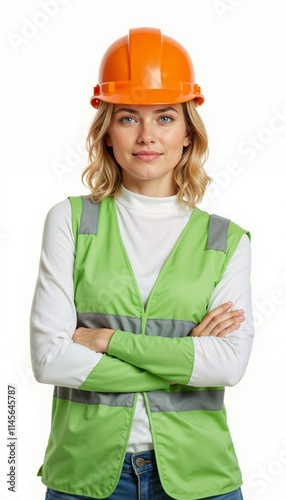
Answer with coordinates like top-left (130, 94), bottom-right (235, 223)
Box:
top-left (30, 27), bottom-right (254, 500)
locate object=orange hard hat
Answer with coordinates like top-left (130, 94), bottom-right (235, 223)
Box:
top-left (90, 27), bottom-right (204, 108)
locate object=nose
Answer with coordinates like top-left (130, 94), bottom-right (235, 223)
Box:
top-left (136, 122), bottom-right (156, 145)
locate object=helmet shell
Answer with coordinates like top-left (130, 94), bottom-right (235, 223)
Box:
top-left (90, 27), bottom-right (204, 108)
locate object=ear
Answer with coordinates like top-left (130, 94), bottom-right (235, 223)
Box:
top-left (183, 135), bottom-right (191, 147)
top-left (105, 133), bottom-right (112, 147)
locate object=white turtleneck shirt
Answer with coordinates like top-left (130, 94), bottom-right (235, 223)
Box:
top-left (30, 185), bottom-right (254, 453)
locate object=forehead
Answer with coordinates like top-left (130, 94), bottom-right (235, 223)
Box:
top-left (113, 104), bottom-right (183, 115)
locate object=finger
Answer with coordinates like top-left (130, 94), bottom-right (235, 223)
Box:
top-left (208, 310), bottom-right (244, 335)
top-left (194, 308), bottom-right (244, 337)
top-left (191, 309), bottom-right (244, 337)
top-left (192, 302), bottom-right (234, 335)
top-left (217, 322), bottom-right (243, 337)
top-left (209, 316), bottom-right (245, 337)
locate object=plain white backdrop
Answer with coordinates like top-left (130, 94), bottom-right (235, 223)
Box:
top-left (1, 0), bottom-right (286, 499)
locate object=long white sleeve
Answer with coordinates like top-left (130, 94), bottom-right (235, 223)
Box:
top-left (30, 200), bottom-right (103, 387)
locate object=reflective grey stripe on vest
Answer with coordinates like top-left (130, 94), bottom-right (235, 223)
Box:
top-left (207, 214), bottom-right (230, 253)
top-left (77, 312), bottom-right (197, 338)
top-left (77, 312), bottom-right (142, 334)
top-left (148, 389), bottom-right (225, 412)
top-left (54, 386), bottom-right (135, 407)
top-left (54, 386), bottom-right (224, 412)
top-left (146, 318), bottom-right (197, 338)
top-left (79, 197), bottom-right (100, 235)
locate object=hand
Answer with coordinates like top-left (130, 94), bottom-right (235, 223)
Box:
top-left (72, 327), bottom-right (115, 353)
top-left (190, 302), bottom-right (244, 338)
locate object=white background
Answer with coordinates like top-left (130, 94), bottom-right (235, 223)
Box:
top-left (1, 0), bottom-right (286, 499)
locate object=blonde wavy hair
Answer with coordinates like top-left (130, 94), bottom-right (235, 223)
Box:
top-left (82, 100), bottom-right (210, 208)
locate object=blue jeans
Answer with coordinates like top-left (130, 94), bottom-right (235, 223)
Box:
top-left (45, 450), bottom-right (243, 500)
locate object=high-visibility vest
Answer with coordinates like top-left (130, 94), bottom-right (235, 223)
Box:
top-left (38, 195), bottom-right (249, 499)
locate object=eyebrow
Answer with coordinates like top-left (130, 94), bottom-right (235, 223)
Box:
top-left (114, 106), bottom-right (179, 115)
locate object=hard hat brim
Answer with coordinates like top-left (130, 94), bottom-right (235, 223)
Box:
top-left (90, 88), bottom-right (204, 109)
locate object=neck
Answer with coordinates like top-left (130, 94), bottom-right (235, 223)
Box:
top-left (122, 178), bottom-right (177, 197)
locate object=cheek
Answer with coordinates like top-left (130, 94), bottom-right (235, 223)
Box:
top-left (107, 131), bottom-right (130, 151)
top-left (164, 127), bottom-right (189, 149)
top-left (108, 141), bottom-right (128, 167)
top-left (172, 137), bottom-right (189, 154)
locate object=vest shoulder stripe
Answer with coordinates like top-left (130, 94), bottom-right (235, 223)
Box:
top-left (207, 214), bottom-right (230, 253)
top-left (79, 196), bottom-right (100, 235)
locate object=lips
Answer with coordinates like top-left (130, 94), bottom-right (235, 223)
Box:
top-left (133, 151), bottom-right (162, 162)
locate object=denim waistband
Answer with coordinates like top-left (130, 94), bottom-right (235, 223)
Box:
top-left (122, 451), bottom-right (157, 474)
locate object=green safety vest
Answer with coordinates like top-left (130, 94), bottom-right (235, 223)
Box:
top-left (38, 195), bottom-right (248, 499)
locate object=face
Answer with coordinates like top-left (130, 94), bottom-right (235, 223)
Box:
top-left (106, 104), bottom-right (190, 196)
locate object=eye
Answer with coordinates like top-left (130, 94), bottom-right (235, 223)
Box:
top-left (120, 116), bottom-right (137, 124)
top-left (159, 115), bottom-right (174, 124)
